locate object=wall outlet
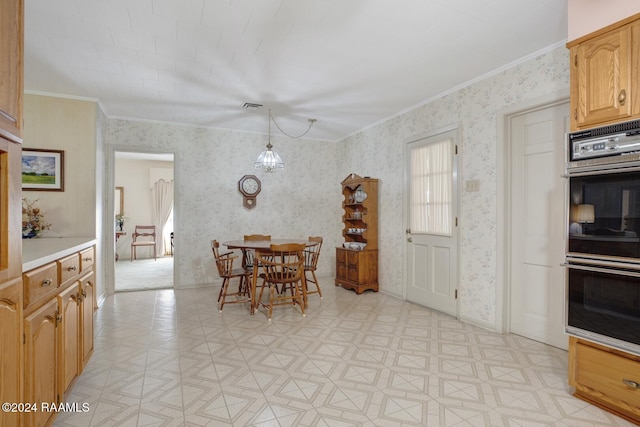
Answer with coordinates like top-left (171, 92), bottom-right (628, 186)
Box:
top-left (465, 179), bottom-right (480, 192)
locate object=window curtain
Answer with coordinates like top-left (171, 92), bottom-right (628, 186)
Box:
top-left (411, 138), bottom-right (453, 235)
top-left (151, 179), bottom-right (174, 256)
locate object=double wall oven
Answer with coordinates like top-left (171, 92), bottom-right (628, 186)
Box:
top-left (565, 119), bottom-right (640, 356)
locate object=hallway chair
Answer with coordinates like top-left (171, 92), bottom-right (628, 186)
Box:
top-left (131, 225), bottom-right (157, 261)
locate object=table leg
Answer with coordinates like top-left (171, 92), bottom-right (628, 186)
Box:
top-left (251, 263), bottom-right (258, 315)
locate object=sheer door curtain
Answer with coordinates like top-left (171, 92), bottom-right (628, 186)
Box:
top-left (152, 179), bottom-right (174, 255)
top-left (410, 138), bottom-right (453, 235)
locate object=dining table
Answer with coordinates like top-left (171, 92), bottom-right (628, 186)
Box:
top-left (223, 238), bottom-right (319, 315)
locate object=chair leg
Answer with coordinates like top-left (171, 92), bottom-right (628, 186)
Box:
top-left (217, 279), bottom-right (224, 302)
top-left (295, 281), bottom-right (306, 317)
top-left (311, 270), bottom-right (322, 298)
top-left (219, 278), bottom-right (229, 312)
top-left (268, 286), bottom-right (275, 321)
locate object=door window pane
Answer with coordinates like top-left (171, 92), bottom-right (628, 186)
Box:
top-left (410, 138), bottom-right (453, 235)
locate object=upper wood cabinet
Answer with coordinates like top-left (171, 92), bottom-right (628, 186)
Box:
top-left (568, 14), bottom-right (640, 130)
top-left (0, 0), bottom-right (23, 143)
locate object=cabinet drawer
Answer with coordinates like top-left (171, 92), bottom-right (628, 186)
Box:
top-left (574, 341), bottom-right (640, 409)
top-left (58, 253), bottom-right (80, 285)
top-left (23, 262), bottom-right (58, 308)
top-left (79, 247), bottom-right (95, 274)
top-left (336, 248), bottom-right (347, 263)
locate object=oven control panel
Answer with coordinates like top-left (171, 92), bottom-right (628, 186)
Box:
top-left (568, 119), bottom-right (640, 161)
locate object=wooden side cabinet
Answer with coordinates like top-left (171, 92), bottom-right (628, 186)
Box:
top-left (569, 336), bottom-right (640, 424)
top-left (335, 248), bottom-right (378, 294)
top-left (335, 173), bottom-right (379, 293)
top-left (568, 14), bottom-right (640, 130)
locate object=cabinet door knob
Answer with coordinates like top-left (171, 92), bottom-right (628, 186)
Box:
top-left (619, 89), bottom-right (627, 105)
top-left (67, 265), bottom-right (77, 271)
top-left (83, 257), bottom-right (92, 262)
top-left (41, 278), bottom-right (52, 287)
top-left (623, 379), bottom-right (640, 389)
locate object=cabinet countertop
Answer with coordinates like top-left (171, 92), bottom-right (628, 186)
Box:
top-left (22, 237), bottom-right (97, 272)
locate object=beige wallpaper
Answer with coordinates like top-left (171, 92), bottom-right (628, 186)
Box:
top-left (337, 45), bottom-right (570, 330)
top-left (29, 43), bottom-right (571, 334)
top-left (106, 121), bottom-right (340, 289)
top-left (23, 94), bottom-right (97, 238)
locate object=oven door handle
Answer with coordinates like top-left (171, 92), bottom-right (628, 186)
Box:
top-left (562, 262), bottom-right (640, 278)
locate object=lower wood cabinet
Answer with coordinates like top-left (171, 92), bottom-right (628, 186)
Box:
top-left (58, 283), bottom-right (80, 399)
top-left (24, 298), bottom-right (58, 427)
top-left (569, 336), bottom-right (640, 424)
top-left (335, 248), bottom-right (378, 294)
top-left (79, 271), bottom-right (95, 369)
top-left (0, 278), bottom-right (23, 427)
top-left (22, 244), bottom-right (95, 427)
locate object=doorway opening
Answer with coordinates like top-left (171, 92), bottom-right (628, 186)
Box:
top-left (114, 150), bottom-right (175, 292)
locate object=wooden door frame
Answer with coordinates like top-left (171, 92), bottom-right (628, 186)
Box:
top-left (496, 90), bottom-right (569, 334)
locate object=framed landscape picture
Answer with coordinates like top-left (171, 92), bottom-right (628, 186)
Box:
top-left (22, 149), bottom-right (65, 191)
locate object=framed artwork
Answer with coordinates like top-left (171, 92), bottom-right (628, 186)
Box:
top-left (115, 186), bottom-right (124, 216)
top-left (21, 149), bottom-right (65, 191)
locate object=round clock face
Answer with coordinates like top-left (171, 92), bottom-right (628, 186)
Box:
top-left (242, 178), bottom-right (259, 195)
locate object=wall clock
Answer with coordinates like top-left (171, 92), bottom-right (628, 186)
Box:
top-left (238, 174), bottom-right (261, 209)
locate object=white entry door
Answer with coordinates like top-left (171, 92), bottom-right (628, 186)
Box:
top-left (405, 130), bottom-right (458, 317)
top-left (509, 102), bottom-right (569, 350)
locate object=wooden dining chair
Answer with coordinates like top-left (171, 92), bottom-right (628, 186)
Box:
top-left (303, 236), bottom-right (323, 301)
top-left (242, 234), bottom-right (271, 270)
top-left (255, 243), bottom-right (306, 321)
top-left (130, 225), bottom-right (157, 261)
top-left (211, 240), bottom-right (251, 312)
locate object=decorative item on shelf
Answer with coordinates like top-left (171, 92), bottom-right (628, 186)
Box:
top-left (354, 187), bottom-right (367, 203)
top-left (22, 197), bottom-right (51, 238)
top-left (115, 213), bottom-right (127, 231)
top-left (254, 108), bottom-right (317, 173)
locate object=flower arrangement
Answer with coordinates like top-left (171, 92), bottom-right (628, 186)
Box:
top-left (22, 198), bottom-right (51, 238)
top-left (116, 213), bottom-right (127, 231)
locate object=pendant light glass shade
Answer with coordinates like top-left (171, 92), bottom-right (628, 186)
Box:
top-left (255, 108), bottom-right (285, 173)
top-left (254, 142), bottom-right (284, 173)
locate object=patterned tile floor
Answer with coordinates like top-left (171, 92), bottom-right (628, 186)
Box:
top-left (54, 277), bottom-right (635, 426)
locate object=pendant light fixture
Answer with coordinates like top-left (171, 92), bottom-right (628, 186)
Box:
top-left (254, 109), bottom-right (284, 173)
top-left (254, 108), bottom-right (316, 173)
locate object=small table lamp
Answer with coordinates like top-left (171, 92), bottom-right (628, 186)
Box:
top-left (571, 204), bottom-right (595, 234)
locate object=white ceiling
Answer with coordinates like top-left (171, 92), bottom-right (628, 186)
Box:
top-left (24, 0), bottom-right (568, 142)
